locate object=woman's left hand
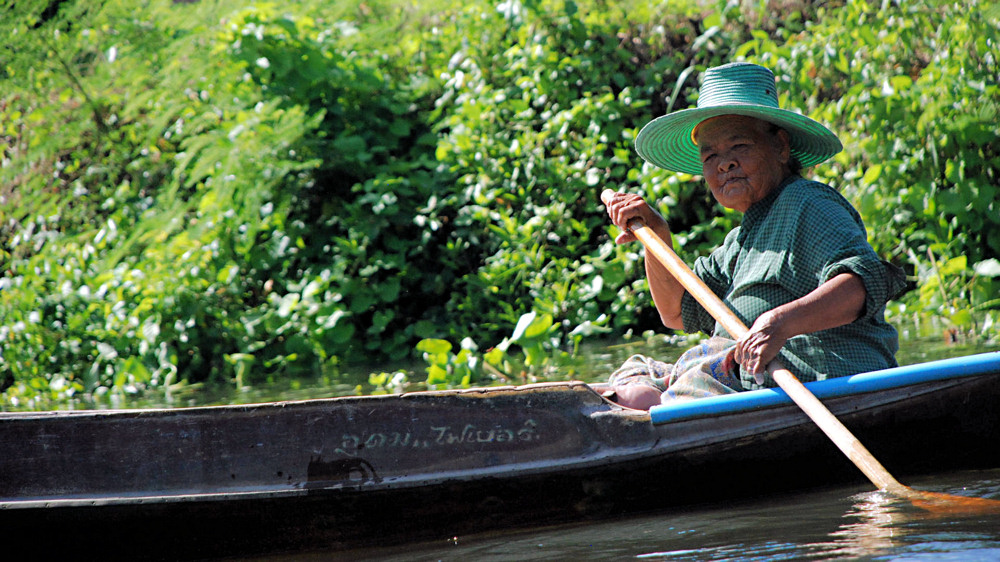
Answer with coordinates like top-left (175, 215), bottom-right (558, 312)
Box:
top-left (733, 273), bottom-right (867, 383)
top-left (734, 310), bottom-right (788, 383)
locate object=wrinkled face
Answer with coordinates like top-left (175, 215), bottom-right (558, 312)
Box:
top-left (695, 115), bottom-right (791, 213)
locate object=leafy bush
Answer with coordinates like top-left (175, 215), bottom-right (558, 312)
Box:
top-left (1, 0), bottom-right (997, 408)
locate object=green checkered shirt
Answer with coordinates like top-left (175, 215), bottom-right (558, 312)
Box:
top-left (680, 176), bottom-right (904, 390)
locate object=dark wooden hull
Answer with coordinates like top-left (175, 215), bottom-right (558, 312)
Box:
top-left (2, 353), bottom-right (999, 559)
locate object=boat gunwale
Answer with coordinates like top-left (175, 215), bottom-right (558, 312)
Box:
top-left (651, 351), bottom-right (1000, 424)
top-left (0, 381), bottom-right (609, 420)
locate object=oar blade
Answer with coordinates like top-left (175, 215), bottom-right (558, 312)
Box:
top-left (906, 489), bottom-right (1000, 516)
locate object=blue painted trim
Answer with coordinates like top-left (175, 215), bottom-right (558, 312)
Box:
top-left (650, 351), bottom-right (1000, 425)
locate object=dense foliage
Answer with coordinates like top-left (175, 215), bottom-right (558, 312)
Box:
top-left (1, 0), bottom-right (998, 408)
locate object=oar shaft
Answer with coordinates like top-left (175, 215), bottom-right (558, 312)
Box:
top-left (602, 189), bottom-right (908, 495)
top-left (625, 218), bottom-right (748, 341)
top-left (768, 368), bottom-right (906, 494)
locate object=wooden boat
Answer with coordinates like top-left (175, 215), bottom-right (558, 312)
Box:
top-left (2, 351), bottom-right (999, 560)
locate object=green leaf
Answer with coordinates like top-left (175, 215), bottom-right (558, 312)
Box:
top-left (379, 277), bottom-right (401, 302)
top-left (601, 262), bottom-right (626, 286)
top-left (510, 311), bottom-right (537, 342)
top-left (939, 255), bottom-right (968, 276)
top-left (349, 291), bottom-right (376, 313)
top-left (389, 119), bottom-right (410, 137)
top-left (524, 313), bottom-right (554, 339)
top-left (328, 322), bottom-right (355, 344)
top-left (511, 311), bottom-right (554, 342)
top-left (951, 308), bottom-right (973, 327)
top-left (569, 319), bottom-right (612, 338)
top-left (416, 338), bottom-right (452, 355)
top-left (889, 75), bottom-right (913, 91)
top-left (944, 160), bottom-right (961, 183)
top-left (484, 347), bottom-right (505, 366)
top-left (370, 309), bottom-right (395, 333)
top-left (703, 12), bottom-right (722, 28)
top-left (426, 364), bottom-right (448, 384)
top-left (413, 320), bottom-right (437, 338)
top-left (861, 164), bottom-right (882, 186)
top-left (333, 134), bottom-right (366, 153)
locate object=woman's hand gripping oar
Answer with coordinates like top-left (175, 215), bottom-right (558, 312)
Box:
top-left (601, 188), bottom-right (1000, 514)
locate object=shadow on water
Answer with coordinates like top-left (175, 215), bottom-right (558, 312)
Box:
top-left (279, 468), bottom-right (1000, 561)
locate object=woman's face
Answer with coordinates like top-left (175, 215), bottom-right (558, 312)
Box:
top-left (695, 115), bottom-right (791, 213)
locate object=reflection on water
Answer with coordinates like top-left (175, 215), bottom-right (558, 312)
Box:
top-left (825, 491), bottom-right (907, 558)
top-left (310, 469), bottom-right (1000, 562)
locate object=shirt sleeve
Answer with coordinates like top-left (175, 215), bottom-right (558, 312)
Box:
top-left (790, 188), bottom-right (895, 322)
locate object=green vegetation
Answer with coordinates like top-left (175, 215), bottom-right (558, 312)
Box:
top-left (2, 0), bottom-right (998, 409)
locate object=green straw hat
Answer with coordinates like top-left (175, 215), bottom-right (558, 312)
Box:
top-left (635, 62), bottom-right (842, 175)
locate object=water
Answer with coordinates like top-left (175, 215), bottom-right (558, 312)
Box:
top-left (146, 334), bottom-right (1000, 409)
top-left (285, 469), bottom-right (1000, 561)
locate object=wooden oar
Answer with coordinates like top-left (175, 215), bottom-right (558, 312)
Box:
top-left (601, 189), bottom-right (1000, 513)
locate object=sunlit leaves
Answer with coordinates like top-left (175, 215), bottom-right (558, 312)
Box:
top-left (2, 0), bottom-right (998, 409)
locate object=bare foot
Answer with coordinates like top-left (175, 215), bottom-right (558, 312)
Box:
top-left (610, 384), bottom-right (662, 410)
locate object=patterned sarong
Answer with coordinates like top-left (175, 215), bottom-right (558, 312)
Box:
top-left (607, 337), bottom-right (744, 404)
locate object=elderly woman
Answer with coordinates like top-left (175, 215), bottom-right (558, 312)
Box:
top-left (604, 63), bottom-right (904, 410)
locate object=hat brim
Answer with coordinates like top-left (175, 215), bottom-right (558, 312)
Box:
top-left (634, 104), bottom-right (843, 176)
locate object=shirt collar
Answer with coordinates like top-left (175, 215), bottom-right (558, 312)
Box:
top-left (741, 175), bottom-right (800, 229)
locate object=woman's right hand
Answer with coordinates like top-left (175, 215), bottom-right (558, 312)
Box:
top-left (602, 191), bottom-right (671, 245)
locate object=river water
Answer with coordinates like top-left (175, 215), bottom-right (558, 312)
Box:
top-left (275, 468), bottom-right (1000, 561)
top-left (192, 333), bottom-right (997, 409)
